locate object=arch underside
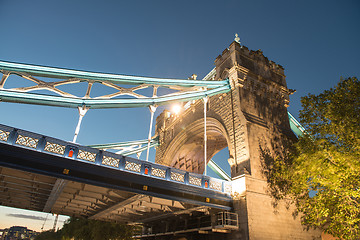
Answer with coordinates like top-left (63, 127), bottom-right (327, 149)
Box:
top-left (163, 118), bottom-right (230, 174)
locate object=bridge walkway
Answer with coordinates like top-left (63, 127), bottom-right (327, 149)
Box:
top-left (0, 123), bottom-right (232, 225)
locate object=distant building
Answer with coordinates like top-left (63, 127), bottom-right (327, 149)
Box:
top-left (0, 226), bottom-right (38, 240)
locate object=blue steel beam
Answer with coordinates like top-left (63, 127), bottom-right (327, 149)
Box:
top-left (0, 123), bottom-right (232, 210)
top-left (90, 141), bottom-right (159, 157)
top-left (208, 159), bottom-right (231, 181)
top-left (121, 142), bottom-right (159, 156)
top-left (89, 137), bottom-right (159, 156)
top-left (0, 85), bottom-right (230, 109)
top-left (0, 60), bottom-right (228, 88)
top-left (288, 112), bottom-right (306, 137)
top-left (88, 138), bottom-right (158, 149)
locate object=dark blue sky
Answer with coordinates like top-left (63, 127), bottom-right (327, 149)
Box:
top-left (0, 0), bottom-right (359, 231)
top-left (1, 0), bottom-right (359, 181)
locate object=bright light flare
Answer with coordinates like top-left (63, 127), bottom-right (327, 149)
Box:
top-left (171, 104), bottom-right (182, 115)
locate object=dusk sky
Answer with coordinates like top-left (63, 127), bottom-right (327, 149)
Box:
top-left (0, 0), bottom-right (359, 232)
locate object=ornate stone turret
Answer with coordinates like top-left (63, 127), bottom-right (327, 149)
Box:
top-left (155, 41), bottom-right (321, 239)
top-left (214, 41), bottom-right (295, 178)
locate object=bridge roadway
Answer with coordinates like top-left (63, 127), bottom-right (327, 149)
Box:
top-left (0, 123), bottom-right (232, 225)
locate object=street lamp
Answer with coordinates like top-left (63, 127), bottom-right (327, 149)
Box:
top-left (171, 104), bottom-right (182, 115)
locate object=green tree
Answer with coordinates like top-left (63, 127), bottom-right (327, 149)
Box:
top-left (262, 77), bottom-right (360, 239)
top-left (34, 230), bottom-right (62, 240)
top-left (61, 217), bottom-right (135, 240)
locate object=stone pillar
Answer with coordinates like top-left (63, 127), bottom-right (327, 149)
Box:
top-left (214, 41), bottom-right (320, 239)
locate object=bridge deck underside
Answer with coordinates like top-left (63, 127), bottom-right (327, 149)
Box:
top-left (0, 123), bottom-right (232, 226)
top-left (0, 166), bottom-right (211, 224)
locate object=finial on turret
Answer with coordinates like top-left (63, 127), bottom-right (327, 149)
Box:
top-left (188, 74), bottom-right (197, 80)
top-left (234, 33), bottom-right (241, 44)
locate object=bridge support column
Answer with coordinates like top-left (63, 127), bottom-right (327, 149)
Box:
top-left (155, 41), bottom-right (322, 239)
top-left (215, 42), bottom-right (321, 240)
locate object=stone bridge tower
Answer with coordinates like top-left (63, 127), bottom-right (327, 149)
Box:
top-left (154, 41), bottom-right (321, 239)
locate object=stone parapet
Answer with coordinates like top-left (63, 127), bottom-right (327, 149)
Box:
top-left (215, 41), bottom-right (285, 85)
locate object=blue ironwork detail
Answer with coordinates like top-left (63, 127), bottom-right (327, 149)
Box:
top-left (208, 159), bottom-right (231, 181)
top-left (89, 137), bottom-right (159, 157)
top-left (0, 60), bottom-right (231, 109)
top-left (0, 85), bottom-right (230, 109)
top-left (0, 129), bottom-right (10, 142)
top-left (0, 60), bottom-right (229, 88)
top-left (89, 138), bottom-right (157, 149)
top-left (0, 123), bottom-right (232, 196)
top-left (288, 112), bottom-right (306, 137)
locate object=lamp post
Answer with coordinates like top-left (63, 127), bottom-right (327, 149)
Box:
top-left (172, 104), bottom-right (182, 115)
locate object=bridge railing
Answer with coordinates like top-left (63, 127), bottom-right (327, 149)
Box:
top-left (0, 123), bottom-right (232, 195)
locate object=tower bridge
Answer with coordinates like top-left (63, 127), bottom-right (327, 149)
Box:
top-left (0, 40), bottom-right (321, 239)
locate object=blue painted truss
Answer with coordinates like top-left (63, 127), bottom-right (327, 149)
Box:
top-left (0, 60), bottom-right (231, 109)
top-left (0, 60), bottom-right (228, 87)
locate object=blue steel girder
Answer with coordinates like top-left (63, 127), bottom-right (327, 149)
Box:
top-left (0, 61), bottom-right (227, 87)
top-left (0, 123), bottom-right (232, 210)
top-left (288, 112), bottom-right (306, 137)
top-left (88, 137), bottom-right (159, 149)
top-left (0, 87), bottom-right (230, 109)
top-left (0, 60), bottom-right (231, 109)
top-left (89, 138), bottom-right (160, 157)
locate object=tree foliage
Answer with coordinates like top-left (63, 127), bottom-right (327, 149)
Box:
top-left (35, 217), bottom-right (135, 240)
top-left (262, 77), bottom-right (360, 239)
top-left (35, 230), bottom-right (62, 240)
top-left (60, 217), bottom-right (135, 240)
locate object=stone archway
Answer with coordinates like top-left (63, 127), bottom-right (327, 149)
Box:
top-left (161, 117), bottom-right (232, 174)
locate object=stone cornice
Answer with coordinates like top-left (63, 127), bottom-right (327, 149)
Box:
top-left (215, 41), bottom-right (285, 77)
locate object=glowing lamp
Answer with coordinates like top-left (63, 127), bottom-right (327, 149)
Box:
top-left (171, 104), bottom-right (182, 115)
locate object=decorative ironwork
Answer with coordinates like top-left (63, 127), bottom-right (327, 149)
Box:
top-left (102, 156), bottom-right (119, 168)
top-left (151, 167), bottom-right (166, 178)
top-left (224, 183), bottom-right (232, 194)
top-left (0, 60), bottom-right (231, 109)
top-left (170, 172), bottom-right (185, 182)
top-left (210, 180), bottom-right (222, 191)
top-left (44, 141), bottom-right (65, 155)
top-left (77, 150), bottom-right (96, 162)
top-left (0, 130), bottom-right (10, 142)
top-left (189, 175), bottom-right (202, 186)
top-left (125, 161), bottom-right (141, 172)
top-left (15, 134), bottom-right (39, 148)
